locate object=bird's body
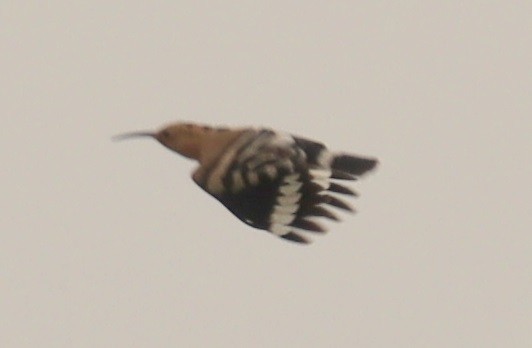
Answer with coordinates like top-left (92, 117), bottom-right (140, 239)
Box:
top-left (115, 122), bottom-right (378, 244)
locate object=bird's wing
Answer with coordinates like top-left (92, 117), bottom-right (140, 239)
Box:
top-left (193, 129), bottom-right (357, 244)
top-left (292, 135), bottom-right (378, 178)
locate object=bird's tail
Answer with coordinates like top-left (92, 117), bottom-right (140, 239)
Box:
top-left (331, 154), bottom-right (378, 177)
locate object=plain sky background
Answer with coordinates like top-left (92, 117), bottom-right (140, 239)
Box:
top-left (1, 2), bottom-right (531, 347)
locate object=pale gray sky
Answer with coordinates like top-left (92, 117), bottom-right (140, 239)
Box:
top-left (1, 2), bottom-right (531, 347)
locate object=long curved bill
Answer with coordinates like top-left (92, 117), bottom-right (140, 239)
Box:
top-left (112, 131), bottom-right (155, 141)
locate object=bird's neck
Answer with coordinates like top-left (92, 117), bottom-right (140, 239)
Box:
top-left (176, 139), bottom-right (202, 160)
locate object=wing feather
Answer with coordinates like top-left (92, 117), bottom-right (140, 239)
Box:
top-left (194, 129), bottom-right (361, 243)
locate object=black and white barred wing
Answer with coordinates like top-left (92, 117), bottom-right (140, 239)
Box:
top-left (195, 129), bottom-right (377, 244)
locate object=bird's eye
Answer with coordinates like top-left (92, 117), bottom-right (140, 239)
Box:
top-left (161, 130), bottom-right (170, 138)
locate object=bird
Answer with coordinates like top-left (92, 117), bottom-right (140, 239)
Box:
top-left (114, 122), bottom-right (378, 244)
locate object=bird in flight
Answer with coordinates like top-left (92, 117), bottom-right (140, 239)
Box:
top-left (114, 122), bottom-right (378, 244)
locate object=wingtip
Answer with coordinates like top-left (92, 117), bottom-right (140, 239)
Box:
top-left (280, 232), bottom-right (312, 244)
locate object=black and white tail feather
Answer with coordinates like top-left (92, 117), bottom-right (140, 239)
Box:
top-left (200, 129), bottom-right (378, 244)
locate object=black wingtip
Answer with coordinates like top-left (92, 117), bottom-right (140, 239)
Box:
top-left (322, 194), bottom-right (356, 212)
top-left (328, 182), bottom-right (358, 196)
top-left (280, 232), bottom-right (311, 244)
top-left (305, 206), bottom-right (340, 221)
top-left (290, 218), bottom-right (327, 234)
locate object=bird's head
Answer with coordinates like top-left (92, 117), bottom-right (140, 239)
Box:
top-left (114, 122), bottom-right (209, 160)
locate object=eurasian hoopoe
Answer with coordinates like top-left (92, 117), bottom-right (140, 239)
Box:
top-left (115, 122), bottom-right (378, 244)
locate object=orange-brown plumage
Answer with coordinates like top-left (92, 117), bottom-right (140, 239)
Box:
top-left (115, 121), bottom-right (378, 244)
